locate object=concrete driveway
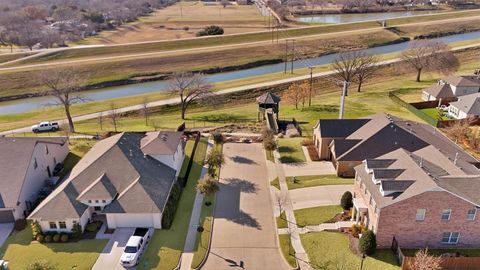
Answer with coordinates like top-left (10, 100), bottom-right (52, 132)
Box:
top-left (202, 143), bottom-right (290, 270)
top-left (290, 185), bottom-right (353, 210)
top-left (282, 161), bottom-right (336, 177)
top-left (0, 223), bottom-right (13, 247)
top-left (92, 228), bottom-right (135, 270)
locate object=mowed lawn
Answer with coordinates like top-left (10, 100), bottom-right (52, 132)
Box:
top-left (0, 223), bottom-right (108, 270)
top-left (278, 137), bottom-right (307, 163)
top-left (138, 138), bottom-right (207, 270)
top-left (301, 231), bottom-right (400, 270)
top-left (286, 175), bottom-right (353, 190)
top-left (294, 205), bottom-right (343, 227)
top-left (279, 234), bottom-right (297, 268)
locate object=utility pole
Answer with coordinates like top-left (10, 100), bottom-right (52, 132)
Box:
top-left (339, 81), bottom-right (349, 119)
top-left (276, 24), bottom-right (279, 43)
top-left (308, 66), bottom-right (314, 107)
top-left (284, 39), bottom-right (289, 74)
top-left (290, 39), bottom-right (295, 74)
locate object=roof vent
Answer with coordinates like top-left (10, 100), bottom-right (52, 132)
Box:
top-left (419, 157), bottom-right (423, 168)
top-left (161, 134), bottom-right (168, 141)
top-left (454, 152), bottom-right (459, 166)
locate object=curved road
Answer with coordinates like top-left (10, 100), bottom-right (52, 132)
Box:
top-left (201, 143), bottom-right (291, 270)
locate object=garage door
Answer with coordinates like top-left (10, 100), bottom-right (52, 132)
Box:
top-left (0, 210), bottom-right (14, 223)
top-left (107, 214), bottom-right (157, 228)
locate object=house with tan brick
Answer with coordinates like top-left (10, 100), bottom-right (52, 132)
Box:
top-left (312, 113), bottom-right (478, 177)
top-left (353, 146), bottom-right (480, 248)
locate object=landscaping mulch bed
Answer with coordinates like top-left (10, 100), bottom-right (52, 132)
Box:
top-left (327, 210), bottom-right (352, 223)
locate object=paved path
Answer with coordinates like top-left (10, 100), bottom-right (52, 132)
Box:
top-left (289, 185), bottom-right (353, 210)
top-left (179, 139), bottom-right (211, 270)
top-left (201, 143), bottom-right (290, 270)
top-left (282, 161), bottom-right (336, 177)
top-left (92, 228), bottom-right (135, 270)
top-left (278, 221), bottom-right (355, 235)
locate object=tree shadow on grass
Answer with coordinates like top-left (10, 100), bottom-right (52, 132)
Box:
top-left (278, 146), bottom-right (296, 153)
top-left (280, 156), bottom-right (304, 163)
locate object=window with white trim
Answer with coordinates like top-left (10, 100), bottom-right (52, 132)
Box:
top-left (416, 209), bottom-right (426, 221)
top-left (49, 222), bottom-right (57, 229)
top-left (59, 221), bottom-right (66, 229)
top-left (441, 232), bottom-right (459, 244)
top-left (441, 209), bottom-right (451, 220)
top-left (467, 209), bottom-right (477, 221)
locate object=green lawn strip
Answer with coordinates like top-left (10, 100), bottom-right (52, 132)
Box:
top-left (0, 222), bottom-right (108, 270)
top-left (138, 138), bottom-right (208, 270)
top-left (301, 231), bottom-right (400, 270)
top-left (286, 175), bottom-right (353, 190)
top-left (419, 108), bottom-right (450, 120)
top-left (270, 177), bottom-right (280, 190)
top-left (190, 194), bottom-right (215, 269)
top-left (278, 137), bottom-right (307, 163)
top-left (276, 211), bottom-right (288, 229)
top-left (294, 205), bottom-right (343, 227)
top-left (265, 149), bottom-right (275, 163)
top-left (279, 234), bottom-right (298, 268)
top-left (402, 248), bottom-right (480, 257)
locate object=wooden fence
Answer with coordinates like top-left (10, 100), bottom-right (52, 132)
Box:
top-left (402, 256), bottom-right (480, 270)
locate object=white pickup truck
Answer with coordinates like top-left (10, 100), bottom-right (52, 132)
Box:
top-left (31, 122), bottom-right (59, 133)
top-left (120, 228), bottom-right (152, 267)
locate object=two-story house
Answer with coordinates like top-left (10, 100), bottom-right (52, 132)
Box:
top-left (28, 131), bottom-right (186, 233)
top-left (353, 146), bottom-right (480, 248)
top-left (0, 137), bottom-right (68, 223)
top-left (422, 75), bottom-right (480, 102)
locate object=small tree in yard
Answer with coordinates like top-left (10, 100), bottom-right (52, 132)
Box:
top-left (283, 83), bottom-right (307, 109)
top-left (205, 149), bottom-right (225, 177)
top-left (197, 175), bottom-right (220, 196)
top-left (359, 230), bottom-right (376, 255)
top-left (168, 72), bottom-right (215, 120)
top-left (356, 54), bottom-right (379, 92)
top-left (109, 103), bottom-right (120, 132)
top-left (141, 97), bottom-right (149, 126)
top-left (27, 260), bottom-right (57, 270)
top-left (39, 68), bottom-right (88, 133)
top-left (340, 191), bottom-right (353, 210)
top-left (262, 126), bottom-right (277, 151)
top-left (402, 39), bottom-right (459, 82)
top-left (412, 248), bottom-right (442, 270)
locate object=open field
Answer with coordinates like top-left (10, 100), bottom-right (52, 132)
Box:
top-left (394, 16), bottom-right (480, 38)
top-left (79, 2), bottom-right (267, 45)
top-left (301, 231), bottom-right (400, 270)
top-left (138, 138), bottom-right (208, 270)
top-left (0, 221), bottom-right (108, 270)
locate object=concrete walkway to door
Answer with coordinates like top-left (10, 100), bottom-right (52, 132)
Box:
top-left (201, 143), bottom-right (290, 270)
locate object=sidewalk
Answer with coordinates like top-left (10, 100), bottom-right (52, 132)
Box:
top-left (273, 149), bottom-right (313, 270)
top-left (179, 138), bottom-right (212, 270)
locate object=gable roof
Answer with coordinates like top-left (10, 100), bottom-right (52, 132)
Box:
top-left (423, 83), bottom-right (454, 99)
top-left (256, 92), bottom-right (281, 104)
top-left (29, 133), bottom-right (177, 220)
top-left (442, 75), bottom-right (480, 87)
top-left (315, 119), bottom-right (370, 138)
top-left (140, 131), bottom-right (184, 156)
top-left (0, 137), bottom-right (66, 210)
top-left (450, 93), bottom-right (480, 115)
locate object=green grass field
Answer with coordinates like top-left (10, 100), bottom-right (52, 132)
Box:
top-left (190, 194), bottom-right (215, 269)
top-left (277, 211), bottom-right (288, 229)
top-left (279, 234), bottom-right (297, 268)
top-left (0, 222), bottom-right (108, 270)
top-left (286, 175), bottom-right (353, 189)
top-left (301, 231), bottom-right (400, 270)
top-left (278, 137), bottom-right (307, 163)
top-left (294, 205), bottom-right (343, 227)
top-left (138, 138), bottom-right (207, 270)
top-left (419, 108), bottom-right (450, 120)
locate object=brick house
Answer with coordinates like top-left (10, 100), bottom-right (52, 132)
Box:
top-left (353, 146), bottom-right (480, 248)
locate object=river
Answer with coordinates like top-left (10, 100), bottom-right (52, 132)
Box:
top-left (297, 10), bottom-right (445, 24)
top-left (1, 31), bottom-right (480, 115)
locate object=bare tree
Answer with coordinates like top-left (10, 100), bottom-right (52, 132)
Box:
top-left (141, 97), bottom-right (149, 126)
top-left (168, 72), bottom-right (214, 120)
top-left (411, 248), bottom-right (442, 270)
top-left (108, 103), bottom-right (120, 132)
top-left (402, 39), bottom-right (459, 82)
top-left (97, 112), bottom-right (104, 131)
top-left (39, 68), bottom-right (87, 133)
top-left (283, 83), bottom-right (308, 109)
top-left (331, 51), bottom-right (365, 94)
top-left (356, 54), bottom-right (379, 92)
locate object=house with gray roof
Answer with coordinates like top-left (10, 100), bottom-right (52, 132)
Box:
top-left (313, 113), bottom-right (479, 177)
top-left (28, 131), bottom-right (185, 232)
top-left (0, 137), bottom-right (68, 223)
top-left (353, 146), bottom-right (480, 248)
top-left (422, 75), bottom-right (480, 101)
top-left (448, 92), bottom-right (480, 119)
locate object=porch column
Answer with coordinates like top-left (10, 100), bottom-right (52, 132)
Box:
top-left (356, 209), bottom-right (361, 223)
top-left (351, 206), bottom-right (356, 221)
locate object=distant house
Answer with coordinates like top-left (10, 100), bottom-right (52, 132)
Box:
top-left (353, 146), bottom-right (480, 248)
top-left (0, 137), bottom-right (68, 223)
top-left (29, 131), bottom-right (185, 233)
top-left (422, 75), bottom-right (480, 101)
top-left (312, 113), bottom-right (478, 177)
top-left (447, 93), bottom-right (480, 119)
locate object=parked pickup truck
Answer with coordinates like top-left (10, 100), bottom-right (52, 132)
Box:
top-left (31, 122), bottom-right (59, 133)
top-left (120, 228), bottom-right (153, 267)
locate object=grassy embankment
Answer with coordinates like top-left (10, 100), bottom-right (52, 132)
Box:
top-left (138, 138), bottom-right (207, 270)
